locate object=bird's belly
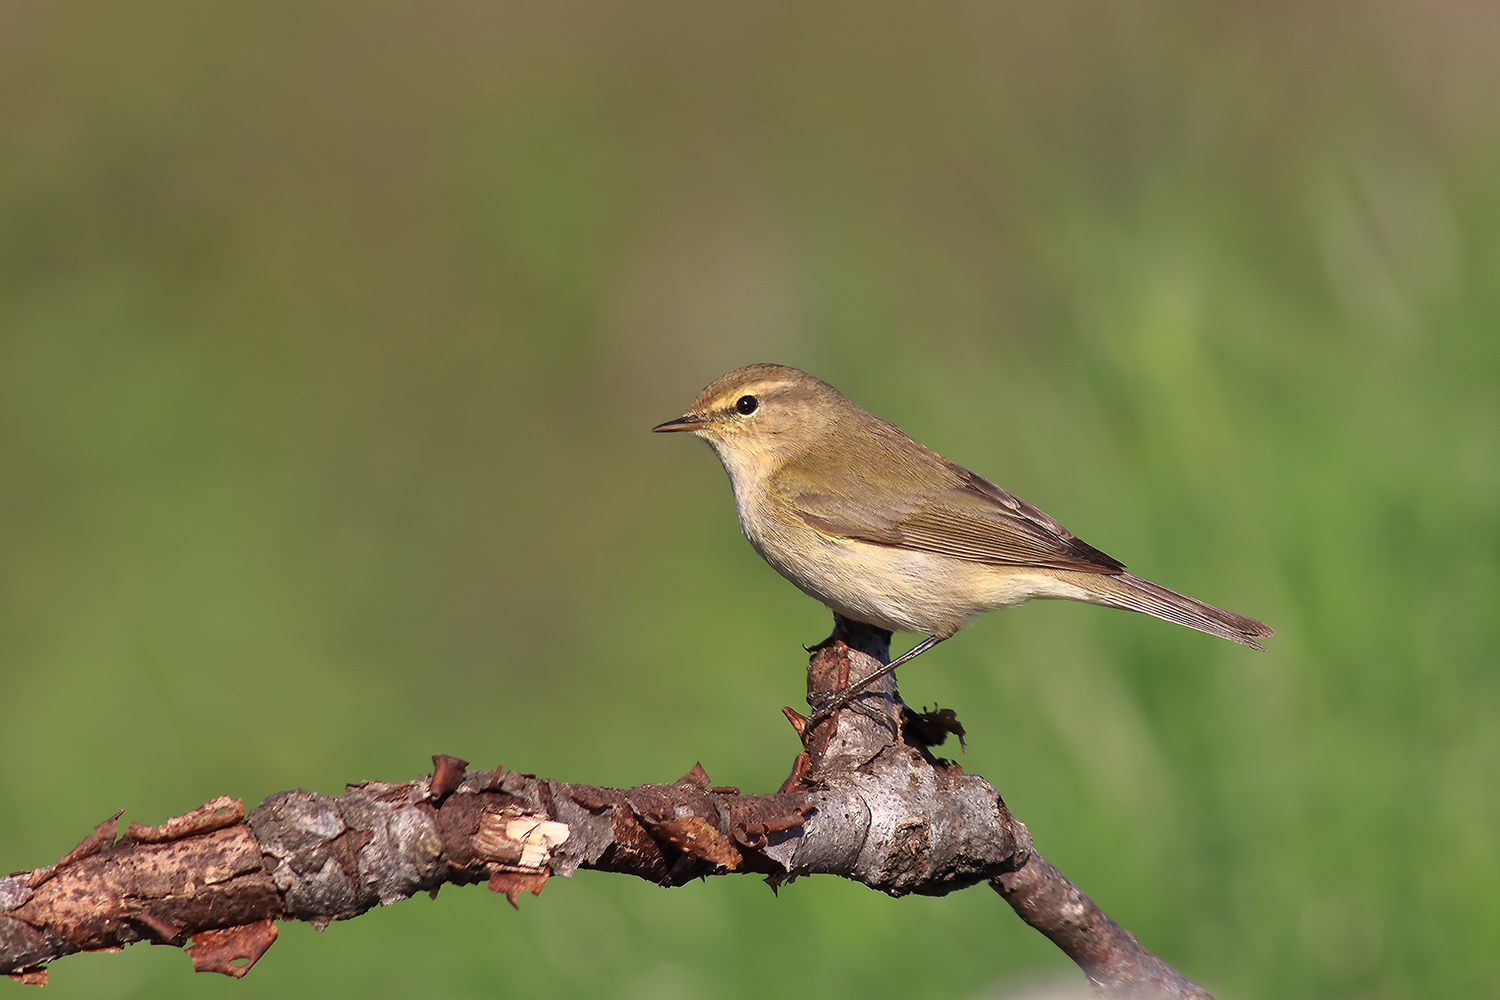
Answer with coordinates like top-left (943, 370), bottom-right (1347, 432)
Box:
top-left (743, 516), bottom-right (1089, 637)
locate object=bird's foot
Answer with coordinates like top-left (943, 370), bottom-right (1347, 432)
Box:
top-left (805, 686), bottom-right (891, 735)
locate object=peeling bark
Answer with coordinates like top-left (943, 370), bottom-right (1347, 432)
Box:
top-left (2, 618), bottom-right (1212, 998)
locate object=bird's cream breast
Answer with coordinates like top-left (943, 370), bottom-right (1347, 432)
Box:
top-left (734, 490), bottom-right (1032, 636)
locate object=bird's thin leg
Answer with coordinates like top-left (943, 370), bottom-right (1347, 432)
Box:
top-left (807, 634), bottom-right (947, 730)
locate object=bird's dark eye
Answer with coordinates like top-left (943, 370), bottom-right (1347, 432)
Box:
top-left (735, 395), bottom-right (759, 415)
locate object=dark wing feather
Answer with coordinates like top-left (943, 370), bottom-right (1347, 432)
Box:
top-left (787, 464), bottom-right (1124, 574)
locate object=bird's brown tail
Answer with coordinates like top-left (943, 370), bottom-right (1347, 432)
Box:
top-left (1060, 571), bottom-right (1274, 650)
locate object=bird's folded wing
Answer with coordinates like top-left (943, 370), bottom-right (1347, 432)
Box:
top-left (787, 467), bottom-right (1125, 574)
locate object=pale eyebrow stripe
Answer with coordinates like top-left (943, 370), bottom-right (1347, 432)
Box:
top-left (708, 380), bottom-right (795, 406)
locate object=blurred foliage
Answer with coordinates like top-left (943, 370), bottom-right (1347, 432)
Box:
top-left (2, 2), bottom-right (1498, 998)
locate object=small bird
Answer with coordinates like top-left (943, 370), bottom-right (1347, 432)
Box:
top-left (654, 364), bottom-right (1272, 691)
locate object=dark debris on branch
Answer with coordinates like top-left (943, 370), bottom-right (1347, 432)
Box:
top-left (2, 618), bottom-right (1211, 999)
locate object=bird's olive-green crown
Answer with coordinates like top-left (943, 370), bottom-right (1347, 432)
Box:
top-left (655, 363), bottom-right (851, 444)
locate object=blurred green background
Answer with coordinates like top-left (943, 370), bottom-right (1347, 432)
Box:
top-left (2, 3), bottom-right (1497, 998)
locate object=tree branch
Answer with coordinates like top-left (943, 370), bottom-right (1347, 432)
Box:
top-left (2, 618), bottom-right (1211, 998)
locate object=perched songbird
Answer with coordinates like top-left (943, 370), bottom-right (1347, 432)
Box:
top-left (654, 364), bottom-right (1272, 682)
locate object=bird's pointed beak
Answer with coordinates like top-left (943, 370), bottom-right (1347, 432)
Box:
top-left (652, 413), bottom-right (705, 433)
